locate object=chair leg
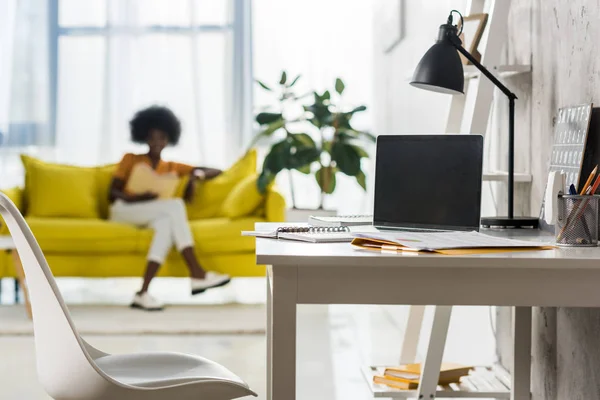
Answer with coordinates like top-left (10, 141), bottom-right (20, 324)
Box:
top-left (12, 250), bottom-right (32, 319)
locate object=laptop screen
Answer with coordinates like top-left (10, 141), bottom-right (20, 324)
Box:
top-left (374, 135), bottom-right (483, 231)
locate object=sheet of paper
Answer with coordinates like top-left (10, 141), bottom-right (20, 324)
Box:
top-left (352, 231), bottom-right (551, 250)
top-left (241, 230), bottom-right (278, 238)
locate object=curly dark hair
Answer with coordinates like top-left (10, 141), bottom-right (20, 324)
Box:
top-left (129, 106), bottom-right (181, 145)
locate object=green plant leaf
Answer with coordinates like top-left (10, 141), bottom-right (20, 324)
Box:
top-left (256, 80), bottom-right (272, 91)
top-left (262, 119), bottom-right (286, 135)
top-left (352, 145), bottom-right (369, 158)
top-left (246, 119), bottom-right (285, 150)
top-left (297, 164), bottom-right (312, 174)
top-left (322, 90), bottom-right (331, 101)
top-left (331, 141), bottom-right (361, 176)
top-left (336, 130), bottom-right (355, 141)
top-left (256, 112), bottom-right (283, 125)
top-left (322, 140), bottom-right (332, 153)
top-left (355, 170), bottom-right (367, 191)
top-left (279, 71), bottom-right (287, 85)
top-left (304, 100), bottom-right (332, 129)
top-left (257, 171), bottom-right (275, 194)
top-left (350, 105), bottom-right (367, 114)
top-left (356, 130), bottom-right (377, 143)
top-left (315, 166), bottom-right (337, 194)
top-left (289, 145), bottom-right (320, 169)
top-left (335, 78), bottom-right (345, 95)
top-left (263, 139), bottom-right (292, 174)
top-left (291, 133), bottom-right (316, 148)
top-left (288, 74), bottom-right (301, 87)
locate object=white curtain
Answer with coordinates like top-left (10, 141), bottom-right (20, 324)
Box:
top-left (0, 0), bottom-right (51, 188)
top-left (253, 0), bottom-right (374, 213)
top-left (55, 0), bottom-right (250, 170)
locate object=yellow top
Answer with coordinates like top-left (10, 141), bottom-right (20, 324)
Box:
top-left (114, 153), bottom-right (195, 184)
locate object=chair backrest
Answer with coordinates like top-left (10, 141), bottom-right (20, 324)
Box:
top-left (0, 193), bottom-right (110, 396)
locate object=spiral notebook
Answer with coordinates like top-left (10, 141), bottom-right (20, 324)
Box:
top-left (242, 226), bottom-right (354, 243)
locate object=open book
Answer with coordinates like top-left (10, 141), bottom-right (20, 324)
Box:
top-left (352, 231), bottom-right (555, 255)
top-left (125, 163), bottom-right (180, 199)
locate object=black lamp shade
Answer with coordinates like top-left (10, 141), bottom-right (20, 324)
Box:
top-left (410, 25), bottom-right (465, 95)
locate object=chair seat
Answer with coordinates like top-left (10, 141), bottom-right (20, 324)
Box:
top-left (95, 352), bottom-right (252, 390)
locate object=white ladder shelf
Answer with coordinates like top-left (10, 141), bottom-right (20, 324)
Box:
top-left (363, 1), bottom-right (530, 398)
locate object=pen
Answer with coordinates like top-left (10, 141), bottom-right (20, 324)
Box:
top-left (569, 184), bottom-right (577, 195)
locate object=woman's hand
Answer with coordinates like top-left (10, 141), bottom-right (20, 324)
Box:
top-left (194, 168), bottom-right (222, 180)
top-left (125, 191), bottom-right (159, 203)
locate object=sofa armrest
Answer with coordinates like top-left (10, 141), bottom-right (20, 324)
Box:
top-left (264, 187), bottom-right (286, 222)
top-left (0, 187), bottom-right (24, 234)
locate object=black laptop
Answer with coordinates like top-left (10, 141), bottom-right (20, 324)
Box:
top-left (373, 135), bottom-right (483, 232)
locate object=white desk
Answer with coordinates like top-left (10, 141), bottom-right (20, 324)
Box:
top-left (256, 225), bottom-right (600, 400)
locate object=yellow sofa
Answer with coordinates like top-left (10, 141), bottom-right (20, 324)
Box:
top-left (0, 150), bottom-right (285, 280)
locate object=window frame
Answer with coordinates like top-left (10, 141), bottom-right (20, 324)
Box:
top-left (48, 0), bottom-right (250, 147)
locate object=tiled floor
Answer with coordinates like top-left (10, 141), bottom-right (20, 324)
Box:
top-left (0, 278), bottom-right (499, 399)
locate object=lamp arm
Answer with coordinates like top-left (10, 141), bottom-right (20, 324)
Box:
top-left (447, 34), bottom-right (517, 100)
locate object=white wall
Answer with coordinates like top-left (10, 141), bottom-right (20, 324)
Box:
top-left (372, 0), bottom-right (533, 218)
top-left (372, 0), bottom-right (466, 137)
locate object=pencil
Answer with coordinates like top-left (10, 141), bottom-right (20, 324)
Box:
top-left (580, 165), bottom-right (598, 195)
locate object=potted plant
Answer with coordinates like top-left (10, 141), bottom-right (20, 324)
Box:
top-left (250, 71), bottom-right (375, 214)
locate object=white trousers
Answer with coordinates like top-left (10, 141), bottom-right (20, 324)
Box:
top-left (110, 198), bottom-right (194, 264)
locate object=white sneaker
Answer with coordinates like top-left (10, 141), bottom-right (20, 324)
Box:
top-left (130, 292), bottom-right (164, 311)
top-left (191, 272), bottom-right (231, 295)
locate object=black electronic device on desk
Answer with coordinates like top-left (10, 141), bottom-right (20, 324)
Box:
top-left (374, 135), bottom-right (483, 232)
top-left (410, 9), bottom-right (538, 229)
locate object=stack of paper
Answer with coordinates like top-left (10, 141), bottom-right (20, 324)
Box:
top-left (352, 231), bottom-right (554, 255)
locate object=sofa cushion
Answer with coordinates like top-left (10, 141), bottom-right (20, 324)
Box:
top-left (25, 160), bottom-right (98, 218)
top-left (21, 154), bottom-right (117, 219)
top-left (183, 150), bottom-right (257, 220)
top-left (26, 217), bottom-right (142, 253)
top-left (221, 173), bottom-right (264, 219)
top-left (28, 216), bottom-right (266, 255)
top-left (136, 217), bottom-right (265, 255)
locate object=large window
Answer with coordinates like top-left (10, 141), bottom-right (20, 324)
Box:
top-left (52, 0), bottom-right (248, 167)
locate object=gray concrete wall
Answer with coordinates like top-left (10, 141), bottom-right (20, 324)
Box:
top-left (507, 1), bottom-right (600, 399)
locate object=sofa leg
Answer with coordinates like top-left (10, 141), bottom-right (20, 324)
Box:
top-left (14, 278), bottom-right (19, 303)
top-left (12, 250), bottom-right (32, 319)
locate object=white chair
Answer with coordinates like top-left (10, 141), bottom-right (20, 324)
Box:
top-left (0, 193), bottom-right (257, 400)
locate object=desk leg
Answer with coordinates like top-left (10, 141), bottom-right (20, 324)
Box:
top-left (417, 306), bottom-right (452, 400)
top-left (267, 265), bottom-right (297, 400)
top-left (399, 305), bottom-right (426, 364)
top-left (266, 266), bottom-right (273, 400)
top-left (12, 250), bottom-right (31, 319)
top-left (512, 307), bottom-right (532, 400)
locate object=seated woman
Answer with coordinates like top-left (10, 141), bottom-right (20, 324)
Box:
top-left (109, 105), bottom-right (230, 311)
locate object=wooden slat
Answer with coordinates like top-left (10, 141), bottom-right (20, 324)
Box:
top-left (494, 364), bottom-right (512, 389)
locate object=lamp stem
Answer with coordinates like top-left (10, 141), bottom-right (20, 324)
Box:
top-left (508, 97), bottom-right (515, 219)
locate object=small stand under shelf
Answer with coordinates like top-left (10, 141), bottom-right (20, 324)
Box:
top-left (362, 365), bottom-right (511, 399)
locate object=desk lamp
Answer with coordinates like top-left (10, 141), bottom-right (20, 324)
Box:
top-left (410, 10), bottom-right (538, 229)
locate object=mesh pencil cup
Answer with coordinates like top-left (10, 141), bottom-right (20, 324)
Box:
top-left (555, 194), bottom-right (599, 247)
